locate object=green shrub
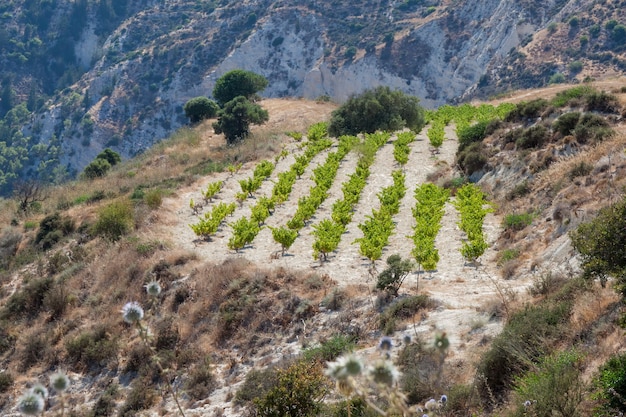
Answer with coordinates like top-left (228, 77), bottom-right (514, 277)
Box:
top-left (515, 125), bottom-right (548, 149)
top-left (83, 158), bottom-right (111, 179)
top-left (568, 61), bottom-right (583, 74)
top-left (397, 340), bottom-right (444, 404)
top-left (573, 113), bottom-right (612, 144)
top-left (92, 383), bottom-right (119, 417)
top-left (65, 325), bottom-right (119, 371)
top-left (506, 181), bottom-right (531, 200)
top-left (253, 360), bottom-right (329, 417)
top-left (235, 367), bottom-right (280, 406)
top-left (595, 353), bottom-right (626, 415)
top-left (92, 200), bottom-right (134, 241)
top-left (511, 350), bottom-right (585, 417)
top-left (19, 332), bottom-right (50, 371)
top-left (568, 161), bottom-right (593, 180)
top-left (143, 188), bottom-right (163, 209)
top-left (476, 302), bottom-right (571, 405)
top-left (118, 377), bottom-right (155, 417)
top-left (185, 356), bottom-right (217, 401)
top-left (551, 85), bottom-right (594, 107)
top-left (549, 73), bottom-right (566, 84)
top-left (506, 99), bottom-right (549, 121)
top-left (457, 120), bottom-right (491, 151)
top-left (0, 229), bottom-right (21, 268)
top-left (498, 248), bottom-right (520, 265)
top-left (456, 142), bottom-right (488, 175)
top-left (584, 91), bottom-right (620, 113)
top-left (0, 371), bottom-right (14, 393)
top-left (0, 325), bottom-right (15, 356)
top-left (570, 196), bottom-right (626, 292)
top-left (552, 112), bottom-right (581, 136)
top-left (376, 254), bottom-right (414, 296)
top-left (35, 212), bottom-right (75, 250)
top-left (328, 86), bottom-right (425, 136)
top-left (0, 277), bottom-right (54, 320)
top-left (303, 334), bottom-right (356, 363)
top-left (503, 212), bottom-right (534, 231)
top-left (379, 295), bottom-right (432, 333)
top-left (183, 96), bottom-right (219, 123)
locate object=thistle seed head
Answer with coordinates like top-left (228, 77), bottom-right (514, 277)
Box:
top-left (122, 301), bottom-right (144, 323)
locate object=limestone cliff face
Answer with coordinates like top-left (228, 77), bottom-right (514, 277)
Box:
top-left (15, 0), bottom-right (616, 174)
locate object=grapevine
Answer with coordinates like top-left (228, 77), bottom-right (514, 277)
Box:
top-left (452, 183), bottom-right (492, 263)
top-left (410, 183), bottom-right (449, 273)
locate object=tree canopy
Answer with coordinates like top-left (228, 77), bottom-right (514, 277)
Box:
top-left (212, 96), bottom-right (269, 144)
top-left (183, 96), bottom-right (219, 123)
top-left (212, 69), bottom-right (268, 106)
top-left (328, 86), bottom-right (425, 137)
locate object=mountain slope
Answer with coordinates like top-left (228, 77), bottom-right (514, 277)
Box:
top-left (0, 0), bottom-right (625, 193)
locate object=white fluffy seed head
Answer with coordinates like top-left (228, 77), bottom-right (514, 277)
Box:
top-left (122, 301), bottom-right (144, 323)
top-left (145, 281), bottom-right (161, 296)
top-left (17, 391), bottom-right (45, 415)
top-left (50, 371), bottom-right (70, 392)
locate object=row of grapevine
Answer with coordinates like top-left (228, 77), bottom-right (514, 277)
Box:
top-left (189, 202), bottom-right (236, 241)
top-left (230, 125), bottom-right (336, 251)
top-left (189, 180), bottom-right (224, 214)
top-left (236, 159), bottom-right (275, 201)
top-left (286, 135), bottom-right (359, 231)
top-left (411, 183), bottom-right (450, 272)
top-left (452, 183), bottom-right (492, 263)
top-left (354, 170), bottom-right (406, 263)
top-left (310, 132), bottom-right (391, 261)
top-left (393, 131), bottom-right (415, 165)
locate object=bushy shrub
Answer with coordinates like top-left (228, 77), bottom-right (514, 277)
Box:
top-left (379, 295), bottom-right (432, 333)
top-left (183, 96), bottom-right (219, 123)
top-left (573, 113), bottom-right (613, 144)
top-left (0, 228), bottom-right (21, 268)
top-left (118, 377), bottom-right (155, 417)
top-left (515, 125), bottom-right (548, 149)
top-left (568, 161), bottom-right (593, 180)
top-left (235, 367), bottom-right (280, 406)
top-left (35, 213), bottom-right (75, 250)
top-left (457, 142), bottom-right (488, 175)
top-left (0, 277), bottom-right (54, 320)
top-left (511, 350), bottom-right (585, 417)
top-left (83, 158), bottom-right (111, 179)
top-left (328, 86), bottom-right (425, 136)
top-left (65, 325), bottom-right (119, 371)
top-left (253, 360), bottom-right (329, 417)
top-left (595, 353), bottom-right (626, 415)
top-left (584, 91), bottom-right (620, 113)
top-left (503, 212), bottom-right (534, 231)
top-left (376, 254), bottom-right (414, 296)
top-left (476, 302), bottom-right (572, 405)
top-left (303, 334), bottom-right (356, 363)
top-left (505, 99), bottom-right (549, 121)
top-left (143, 188), bottom-right (163, 209)
top-left (457, 120), bottom-right (491, 151)
top-left (185, 356), bottom-right (217, 401)
top-left (397, 340), bottom-right (444, 404)
top-left (570, 196), bottom-right (626, 292)
top-left (92, 200), bottom-right (134, 241)
top-left (552, 112), bottom-right (581, 136)
top-left (0, 371), bottom-right (13, 393)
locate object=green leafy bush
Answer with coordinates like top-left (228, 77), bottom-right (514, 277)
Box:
top-left (379, 295), bottom-right (432, 333)
top-left (570, 196), bottom-right (626, 292)
top-left (253, 360), bottom-right (329, 417)
top-left (552, 112), bottom-right (581, 136)
top-left (303, 334), bottom-right (356, 362)
top-left (457, 120), bottom-right (491, 151)
top-left (328, 86), bottom-right (425, 136)
top-left (503, 212), bottom-right (534, 231)
top-left (515, 125), bottom-right (548, 149)
top-left (505, 99), bottom-right (548, 121)
top-left (0, 371), bottom-right (14, 393)
top-left (511, 350), bottom-right (585, 417)
top-left (35, 212), bottom-right (75, 250)
top-left (0, 277), bottom-right (54, 320)
top-left (476, 302), bottom-right (572, 405)
top-left (595, 353), bottom-right (626, 415)
top-left (376, 254), bottom-right (414, 296)
top-left (65, 325), bottom-right (119, 371)
top-left (456, 142), bottom-right (488, 175)
top-left (92, 199), bottom-right (134, 241)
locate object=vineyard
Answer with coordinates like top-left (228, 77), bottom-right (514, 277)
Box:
top-left (164, 102), bottom-right (537, 347)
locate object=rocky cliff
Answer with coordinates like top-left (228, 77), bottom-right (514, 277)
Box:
top-left (1, 0), bottom-right (625, 180)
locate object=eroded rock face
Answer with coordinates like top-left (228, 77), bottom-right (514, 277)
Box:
top-left (18, 0), bottom-right (594, 174)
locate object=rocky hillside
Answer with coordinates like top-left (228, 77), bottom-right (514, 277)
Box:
top-left (0, 0), bottom-right (625, 193)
